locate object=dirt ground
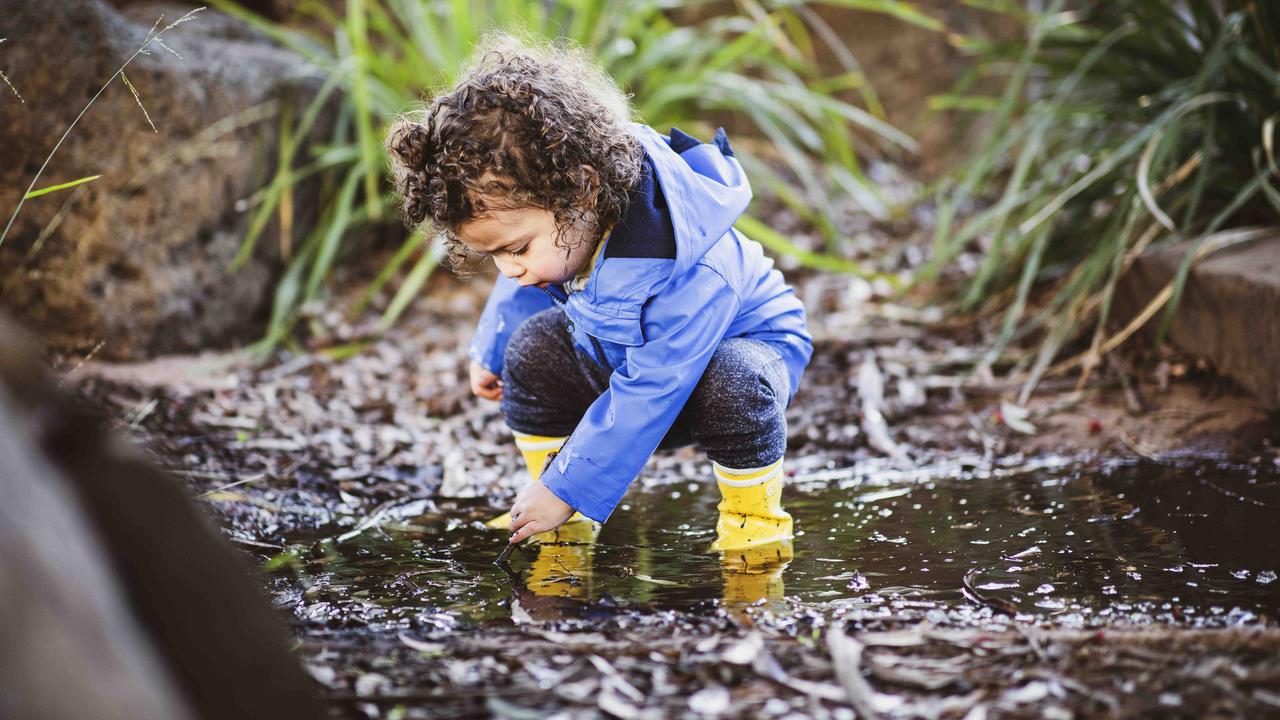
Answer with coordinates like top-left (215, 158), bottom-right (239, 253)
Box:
top-left (71, 268), bottom-right (1277, 474)
top-left (63, 264), bottom-right (1280, 719)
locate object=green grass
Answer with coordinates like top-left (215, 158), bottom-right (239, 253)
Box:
top-left (926, 0), bottom-right (1280, 401)
top-left (23, 175), bottom-right (102, 200)
top-left (206, 0), bottom-right (932, 350)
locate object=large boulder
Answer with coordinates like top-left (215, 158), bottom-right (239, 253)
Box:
top-left (0, 0), bottom-right (330, 359)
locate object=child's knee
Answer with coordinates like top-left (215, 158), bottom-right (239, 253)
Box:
top-left (693, 339), bottom-right (789, 421)
top-left (690, 344), bottom-right (789, 467)
top-left (502, 308), bottom-right (566, 380)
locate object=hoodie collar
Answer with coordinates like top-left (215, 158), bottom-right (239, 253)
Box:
top-left (565, 228), bottom-right (608, 294)
top-left (573, 124), bottom-right (753, 303)
top-left (632, 124), bottom-right (752, 287)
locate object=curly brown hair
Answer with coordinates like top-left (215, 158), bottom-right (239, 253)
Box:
top-left (385, 34), bottom-right (643, 275)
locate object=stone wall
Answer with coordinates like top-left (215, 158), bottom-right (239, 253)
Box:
top-left (1114, 236), bottom-right (1280, 410)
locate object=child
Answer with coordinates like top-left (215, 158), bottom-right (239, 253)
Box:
top-left (385, 35), bottom-right (812, 569)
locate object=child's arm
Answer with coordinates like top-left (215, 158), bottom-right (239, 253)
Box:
top-left (530, 264), bottom-right (741, 526)
top-left (467, 274), bottom-right (558, 378)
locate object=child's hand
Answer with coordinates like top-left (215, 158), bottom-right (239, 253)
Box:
top-left (469, 361), bottom-right (503, 401)
top-left (508, 481), bottom-right (575, 543)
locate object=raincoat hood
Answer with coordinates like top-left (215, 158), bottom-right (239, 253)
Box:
top-left (632, 123), bottom-right (753, 287)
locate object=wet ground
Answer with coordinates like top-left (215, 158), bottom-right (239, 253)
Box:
top-left (70, 270), bottom-right (1280, 718)
top-left (240, 455), bottom-right (1280, 719)
top-left (271, 457), bottom-right (1279, 630)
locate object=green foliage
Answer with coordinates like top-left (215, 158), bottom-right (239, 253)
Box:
top-left (928, 1), bottom-right (1280, 399)
top-left (24, 175), bottom-right (102, 200)
top-left (207, 0), bottom-right (926, 348)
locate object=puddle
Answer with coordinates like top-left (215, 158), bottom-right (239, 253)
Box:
top-left (270, 458), bottom-right (1279, 630)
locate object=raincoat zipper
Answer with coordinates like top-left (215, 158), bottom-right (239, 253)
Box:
top-left (540, 284), bottom-right (612, 372)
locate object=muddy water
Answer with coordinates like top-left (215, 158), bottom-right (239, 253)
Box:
top-left (273, 458), bottom-right (1278, 630)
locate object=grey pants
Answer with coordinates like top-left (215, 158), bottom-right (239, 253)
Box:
top-left (500, 307), bottom-right (790, 469)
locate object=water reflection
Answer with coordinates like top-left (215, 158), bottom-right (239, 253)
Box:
top-left (720, 539), bottom-right (793, 603)
top-left (275, 458), bottom-right (1279, 629)
top-left (515, 518), bottom-right (793, 607)
top-left (524, 521), bottom-right (596, 600)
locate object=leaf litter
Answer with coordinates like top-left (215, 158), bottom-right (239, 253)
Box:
top-left (65, 256), bottom-right (1280, 717)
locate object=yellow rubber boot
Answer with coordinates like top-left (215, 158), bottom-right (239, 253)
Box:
top-left (486, 432), bottom-right (592, 530)
top-left (710, 457), bottom-right (794, 604)
top-left (484, 434), bottom-right (598, 598)
top-left (709, 457), bottom-right (794, 551)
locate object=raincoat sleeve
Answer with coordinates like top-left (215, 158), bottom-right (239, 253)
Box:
top-left (538, 265), bottom-right (741, 522)
top-left (466, 274), bottom-right (558, 376)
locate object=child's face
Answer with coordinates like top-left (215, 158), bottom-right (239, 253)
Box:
top-left (456, 206), bottom-right (598, 289)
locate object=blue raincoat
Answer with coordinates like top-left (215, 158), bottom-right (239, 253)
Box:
top-left (467, 123), bottom-right (812, 522)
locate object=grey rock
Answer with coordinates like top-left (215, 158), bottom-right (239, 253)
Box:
top-left (0, 0), bottom-right (331, 359)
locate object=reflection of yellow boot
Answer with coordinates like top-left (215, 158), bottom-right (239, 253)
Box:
top-left (528, 520), bottom-right (597, 599)
top-left (710, 457), bottom-right (794, 604)
top-left (485, 432), bottom-right (592, 530)
top-left (709, 457), bottom-right (793, 552)
top-left (488, 433), bottom-right (598, 599)
top-left (721, 540), bottom-right (792, 603)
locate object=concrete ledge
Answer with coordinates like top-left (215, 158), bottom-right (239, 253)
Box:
top-left (1114, 234), bottom-right (1280, 409)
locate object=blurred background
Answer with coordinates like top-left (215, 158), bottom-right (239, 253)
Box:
top-left (4, 1), bottom-right (1278, 409)
top-left (3, 2), bottom-right (1279, 718)
top-left (2, 0), bottom-right (1003, 360)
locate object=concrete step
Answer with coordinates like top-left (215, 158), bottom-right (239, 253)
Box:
top-left (1114, 234), bottom-right (1280, 409)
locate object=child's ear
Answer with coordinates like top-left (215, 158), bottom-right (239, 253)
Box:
top-left (578, 164), bottom-right (601, 207)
